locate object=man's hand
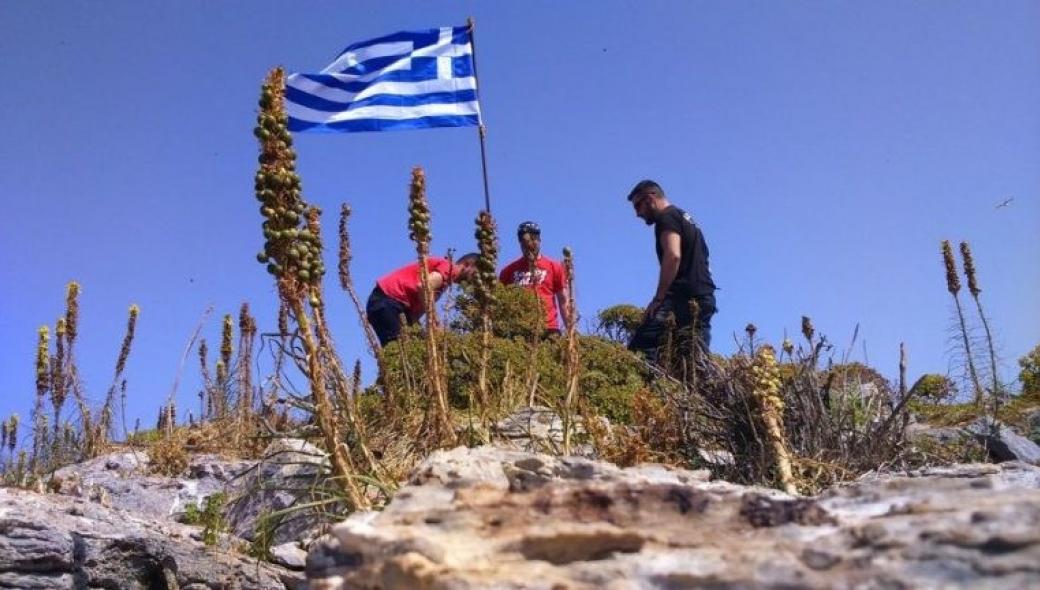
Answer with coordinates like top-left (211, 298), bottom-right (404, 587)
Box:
top-left (644, 296), bottom-right (664, 321)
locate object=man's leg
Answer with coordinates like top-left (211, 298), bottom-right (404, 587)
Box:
top-left (366, 287), bottom-right (404, 346)
top-left (694, 293), bottom-right (716, 352)
top-left (627, 298), bottom-right (677, 363)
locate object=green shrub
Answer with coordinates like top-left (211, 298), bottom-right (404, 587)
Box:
top-left (379, 332), bottom-right (647, 424)
top-left (909, 374), bottom-right (957, 401)
top-left (200, 492), bottom-right (227, 546)
top-left (1019, 344), bottom-right (1040, 395)
top-left (451, 283), bottom-right (545, 341)
top-left (595, 304), bottom-right (644, 345)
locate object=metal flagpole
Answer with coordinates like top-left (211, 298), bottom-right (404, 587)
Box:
top-left (467, 17), bottom-right (492, 212)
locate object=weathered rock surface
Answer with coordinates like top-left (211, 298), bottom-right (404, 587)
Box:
top-left (0, 486), bottom-right (303, 589)
top-left (225, 438), bottom-right (334, 546)
top-left (307, 446), bottom-right (1040, 589)
top-left (493, 406), bottom-right (599, 456)
top-left (51, 449), bottom-right (254, 523)
top-left (50, 439), bottom-right (333, 547)
top-left (964, 416), bottom-right (1040, 464)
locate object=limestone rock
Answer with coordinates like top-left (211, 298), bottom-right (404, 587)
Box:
top-left (270, 542), bottom-right (308, 570)
top-left (51, 449), bottom-right (252, 522)
top-left (963, 416), bottom-right (1040, 464)
top-left (225, 438), bottom-right (335, 546)
top-left (0, 487), bottom-right (302, 589)
top-left (307, 446), bottom-right (1040, 589)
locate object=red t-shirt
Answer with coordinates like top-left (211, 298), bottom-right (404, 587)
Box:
top-left (499, 255), bottom-right (566, 330)
top-left (376, 257), bottom-right (460, 321)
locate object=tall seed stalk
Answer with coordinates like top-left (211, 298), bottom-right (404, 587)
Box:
top-left (95, 304), bottom-right (138, 452)
top-left (942, 241), bottom-right (984, 406)
top-left (687, 299), bottom-right (701, 390)
top-left (64, 282), bottom-right (92, 443)
top-left (253, 67), bottom-right (365, 508)
top-left (309, 207), bottom-right (380, 478)
top-left (959, 242), bottom-right (1000, 401)
top-left (561, 247), bottom-right (581, 454)
top-left (51, 318), bottom-right (67, 435)
top-left (408, 166), bottom-right (453, 445)
top-left (237, 303), bottom-right (257, 420)
top-left (338, 204), bottom-right (382, 356)
top-left (32, 326), bottom-right (50, 471)
top-left (473, 211), bottom-right (499, 427)
top-left (338, 204), bottom-right (398, 413)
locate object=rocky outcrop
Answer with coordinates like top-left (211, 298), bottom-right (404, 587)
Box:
top-left (964, 416), bottom-right (1040, 464)
top-left (307, 446), bottom-right (1040, 589)
top-left (50, 439), bottom-right (332, 549)
top-left (51, 449), bottom-right (253, 522)
top-left (224, 438), bottom-right (333, 547)
top-left (0, 487), bottom-right (302, 589)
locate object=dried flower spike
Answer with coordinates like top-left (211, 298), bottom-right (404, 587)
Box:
top-left (800, 316), bottom-right (814, 342)
top-left (959, 241), bottom-right (980, 298)
top-left (64, 282), bottom-right (80, 347)
top-left (941, 240), bottom-right (960, 295)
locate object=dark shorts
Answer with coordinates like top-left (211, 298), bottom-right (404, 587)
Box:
top-left (627, 292), bottom-right (716, 360)
top-left (366, 286), bottom-right (409, 346)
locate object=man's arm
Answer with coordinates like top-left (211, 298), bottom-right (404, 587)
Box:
top-left (424, 272), bottom-right (445, 297)
top-left (647, 229), bottom-right (681, 318)
top-left (556, 287), bottom-right (572, 330)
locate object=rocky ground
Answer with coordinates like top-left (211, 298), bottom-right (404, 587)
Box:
top-left (306, 447), bottom-right (1040, 589)
top-left (1, 413), bottom-right (1039, 589)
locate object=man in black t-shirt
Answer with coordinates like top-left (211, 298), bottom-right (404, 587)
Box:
top-left (626, 179), bottom-right (717, 360)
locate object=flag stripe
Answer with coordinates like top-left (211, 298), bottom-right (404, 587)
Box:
top-left (287, 25), bottom-right (481, 134)
top-left (289, 114), bottom-right (479, 133)
top-left (288, 76), bottom-right (478, 105)
top-left (289, 100), bottom-right (480, 124)
top-left (286, 87), bottom-right (479, 114)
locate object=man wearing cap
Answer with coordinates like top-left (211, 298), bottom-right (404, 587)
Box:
top-left (366, 253), bottom-right (479, 346)
top-left (626, 180), bottom-right (717, 358)
top-left (499, 222), bottom-right (571, 335)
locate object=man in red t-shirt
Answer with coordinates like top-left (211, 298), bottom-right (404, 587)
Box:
top-left (499, 222), bottom-right (571, 334)
top-left (366, 253), bottom-right (478, 346)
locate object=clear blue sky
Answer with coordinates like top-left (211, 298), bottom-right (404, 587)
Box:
top-left (2, 1), bottom-right (1038, 433)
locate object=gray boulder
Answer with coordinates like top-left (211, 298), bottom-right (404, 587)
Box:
top-left (225, 438), bottom-right (336, 546)
top-left (0, 487), bottom-right (302, 589)
top-left (963, 416), bottom-right (1040, 464)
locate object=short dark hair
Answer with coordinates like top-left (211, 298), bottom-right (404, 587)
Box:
top-left (456, 252), bottom-right (480, 265)
top-left (627, 179), bottom-right (664, 201)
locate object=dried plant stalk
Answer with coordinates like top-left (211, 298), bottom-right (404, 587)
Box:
top-left (752, 346), bottom-right (797, 494)
top-left (254, 67), bottom-right (364, 507)
top-left (942, 240), bottom-right (983, 405)
top-left (960, 242), bottom-right (1000, 400)
top-left (474, 210), bottom-right (499, 425)
top-left (408, 166), bottom-right (453, 445)
top-left (561, 247), bottom-right (580, 454)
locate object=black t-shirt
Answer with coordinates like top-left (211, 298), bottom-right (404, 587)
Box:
top-left (654, 205), bottom-right (716, 297)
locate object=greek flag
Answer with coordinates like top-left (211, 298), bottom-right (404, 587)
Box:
top-left (286, 26), bottom-right (482, 133)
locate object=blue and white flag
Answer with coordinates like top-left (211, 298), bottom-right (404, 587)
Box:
top-left (286, 26), bottom-right (482, 133)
